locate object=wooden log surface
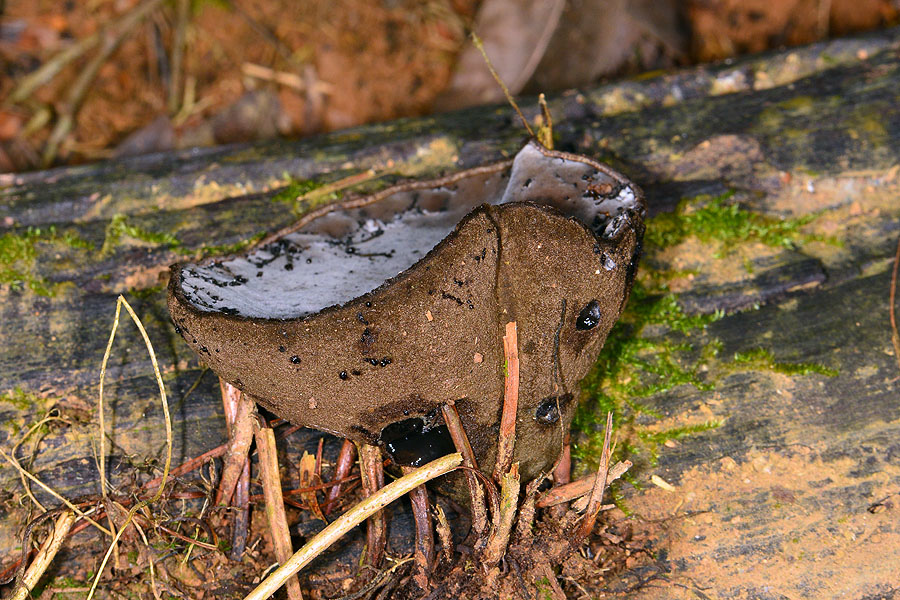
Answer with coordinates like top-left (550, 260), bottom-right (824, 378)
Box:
top-left (2, 27), bottom-right (900, 598)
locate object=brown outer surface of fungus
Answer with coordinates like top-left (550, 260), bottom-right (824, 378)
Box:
top-left (167, 142), bottom-right (645, 483)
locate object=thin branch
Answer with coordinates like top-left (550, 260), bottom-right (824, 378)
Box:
top-left (256, 424), bottom-right (304, 600)
top-left (441, 403), bottom-right (489, 539)
top-left (536, 460), bottom-right (632, 508)
top-left (10, 510), bottom-right (76, 600)
top-left (215, 385), bottom-right (256, 506)
top-left (357, 443), bottom-right (387, 568)
top-left (494, 321), bottom-right (519, 482)
top-left (890, 234), bottom-right (900, 372)
top-left (324, 439), bottom-right (357, 514)
top-left (574, 412), bottom-right (613, 542)
top-left (241, 453), bottom-right (462, 600)
top-left (483, 463), bottom-right (520, 566)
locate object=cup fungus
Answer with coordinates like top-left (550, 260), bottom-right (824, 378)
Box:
top-left (168, 140), bottom-right (645, 486)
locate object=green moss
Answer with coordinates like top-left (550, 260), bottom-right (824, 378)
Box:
top-left (197, 232), bottom-right (265, 257)
top-left (730, 348), bottom-right (838, 377)
top-left (272, 178), bottom-right (340, 215)
top-left (101, 213), bottom-right (266, 260)
top-left (0, 387), bottom-right (39, 410)
top-left (101, 214), bottom-right (182, 255)
top-left (0, 226), bottom-right (91, 296)
top-left (645, 190), bottom-right (826, 257)
top-left (573, 280), bottom-right (722, 467)
top-left (575, 190), bottom-right (835, 473)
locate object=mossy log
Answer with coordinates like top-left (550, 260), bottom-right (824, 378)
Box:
top-left (2, 27), bottom-right (900, 598)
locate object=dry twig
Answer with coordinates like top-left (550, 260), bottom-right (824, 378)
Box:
top-left (441, 403), bottom-right (489, 538)
top-left (242, 453), bottom-right (462, 600)
top-left (256, 424), bottom-right (304, 600)
top-left (357, 443), bottom-right (387, 568)
top-left (10, 510), bottom-right (76, 600)
top-left (890, 234), bottom-right (900, 372)
top-left (493, 322), bottom-right (519, 482)
top-left (574, 412), bottom-right (613, 542)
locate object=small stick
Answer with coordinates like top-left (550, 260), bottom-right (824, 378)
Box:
top-left (168, 0), bottom-right (189, 114)
top-left (324, 439), bottom-right (357, 514)
top-left (401, 466), bottom-right (435, 588)
top-left (10, 510), bottom-right (76, 600)
top-left (41, 0), bottom-right (165, 165)
top-left (483, 463), bottom-right (520, 567)
top-left (256, 424), bottom-right (304, 600)
top-left (537, 460), bottom-right (631, 508)
top-left (548, 441), bottom-right (571, 518)
top-left (241, 454), bottom-right (462, 600)
top-left (574, 412), bottom-right (614, 542)
top-left (357, 443), bottom-right (387, 568)
top-left (215, 382), bottom-right (256, 506)
top-left (890, 234), bottom-right (900, 372)
top-left (230, 452), bottom-right (251, 560)
top-left (514, 477), bottom-right (545, 547)
top-left (433, 503), bottom-right (454, 563)
top-left (493, 322), bottom-right (519, 482)
top-left (441, 404), bottom-right (488, 539)
top-left (142, 443), bottom-right (227, 492)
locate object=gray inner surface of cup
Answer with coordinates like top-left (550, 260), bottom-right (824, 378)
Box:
top-left (179, 143), bottom-right (637, 319)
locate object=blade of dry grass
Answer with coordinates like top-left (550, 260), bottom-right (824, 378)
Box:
top-left (242, 453), bottom-right (462, 600)
top-left (87, 296), bottom-right (173, 600)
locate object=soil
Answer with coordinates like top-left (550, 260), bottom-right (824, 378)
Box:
top-left (1, 0), bottom-right (898, 171)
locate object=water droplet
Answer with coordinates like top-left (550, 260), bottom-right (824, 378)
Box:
top-left (576, 300), bottom-right (602, 330)
top-left (290, 355), bottom-right (301, 364)
top-left (339, 371), bottom-right (349, 380)
top-left (602, 252), bottom-right (617, 271)
top-left (366, 357), bottom-right (378, 366)
top-left (379, 357), bottom-right (392, 367)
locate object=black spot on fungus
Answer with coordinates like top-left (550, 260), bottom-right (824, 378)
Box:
top-left (290, 355), bottom-right (301, 364)
top-left (379, 418), bottom-right (455, 467)
top-left (278, 345), bottom-right (286, 352)
top-left (535, 393), bottom-right (573, 425)
top-left (576, 300), bottom-right (602, 330)
top-left (339, 371), bottom-right (349, 380)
